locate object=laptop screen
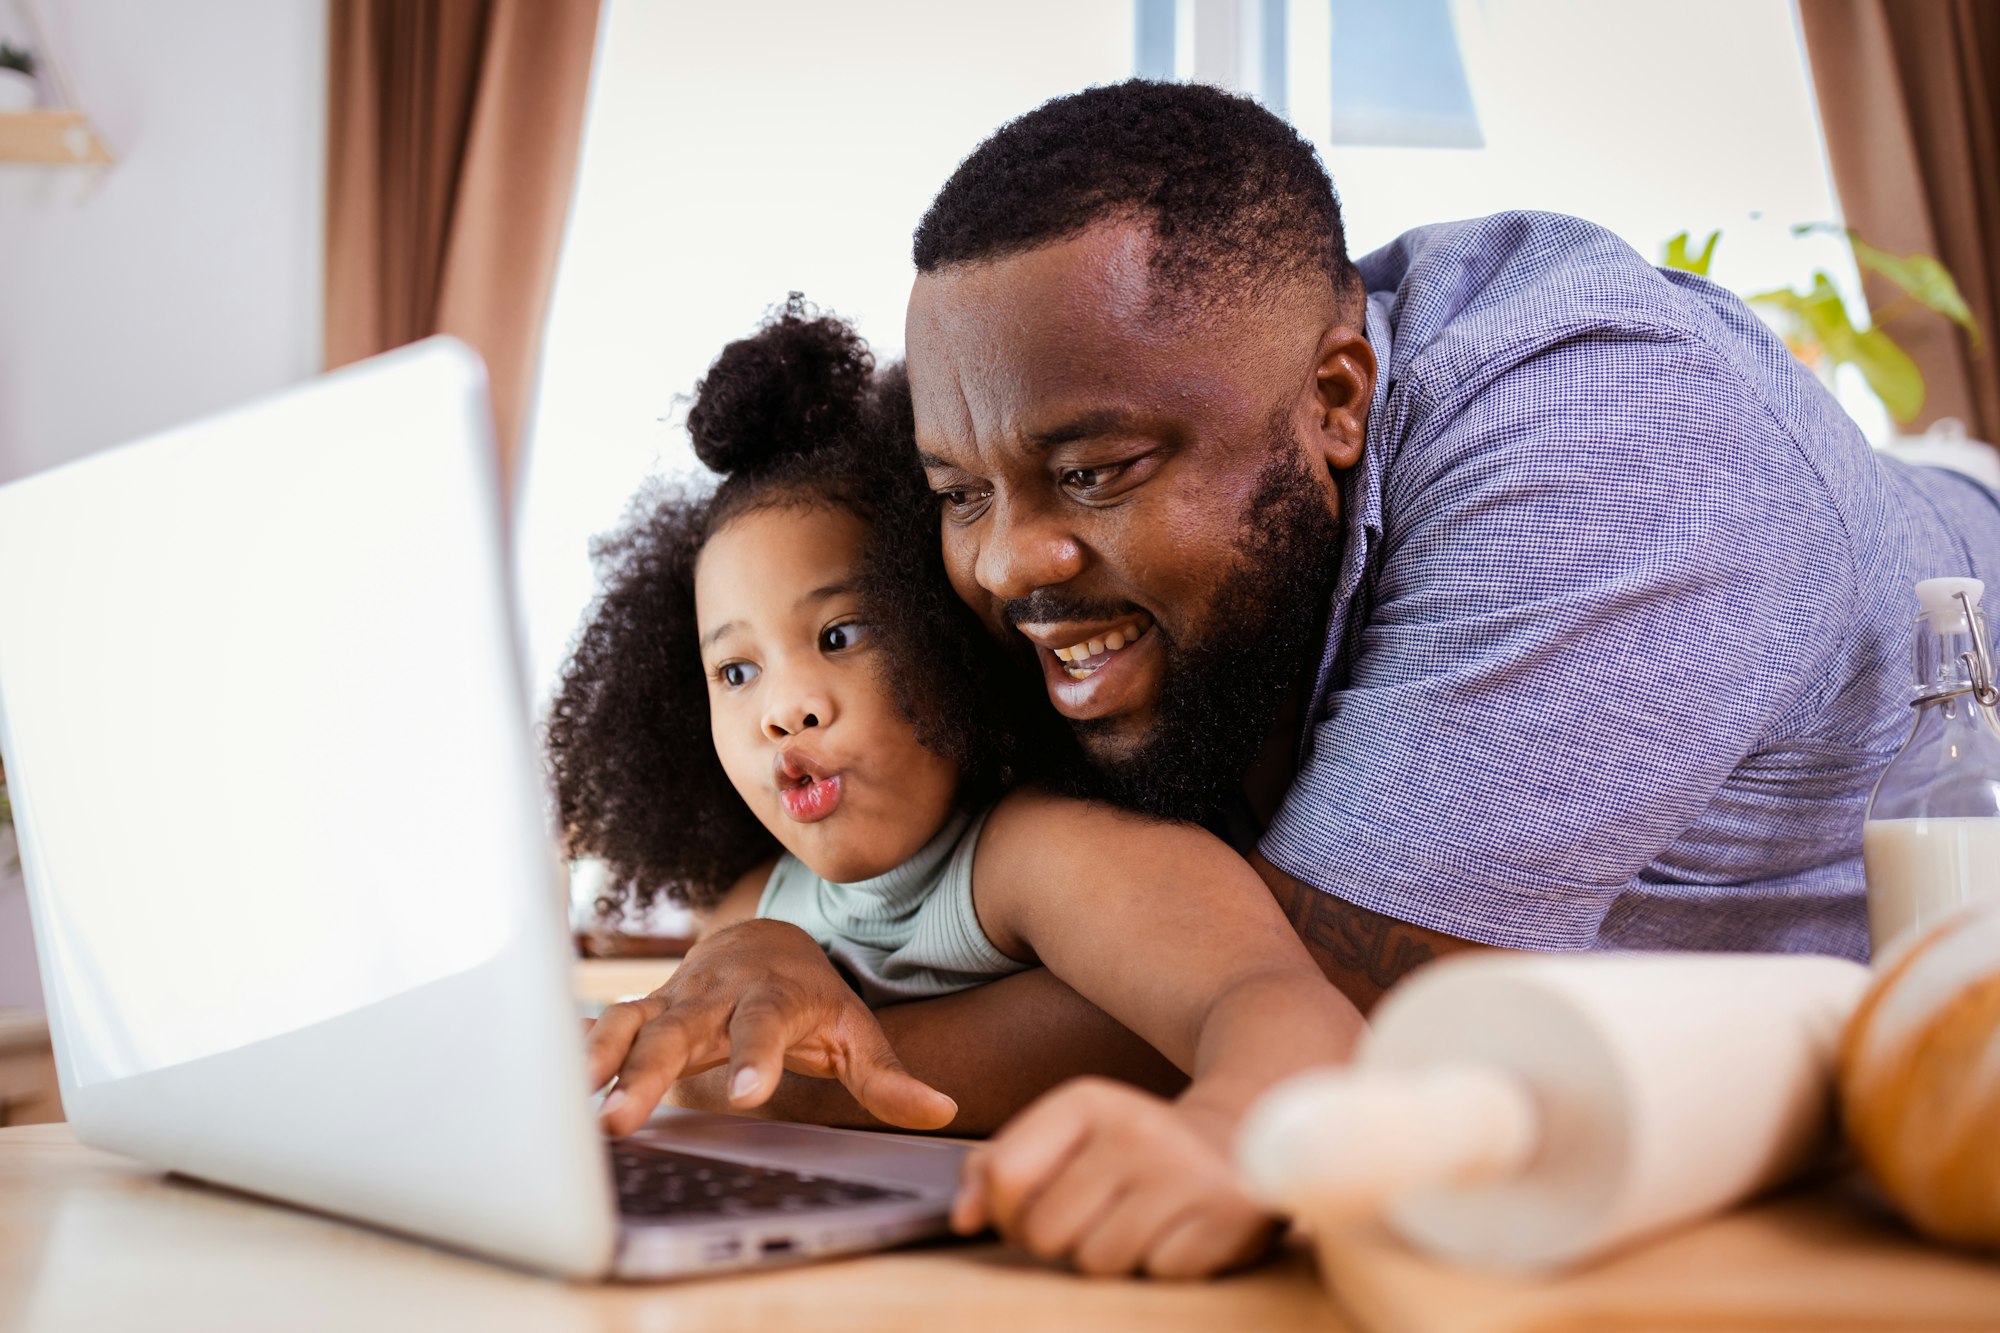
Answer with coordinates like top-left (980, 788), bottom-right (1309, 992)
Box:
top-left (0, 342), bottom-right (548, 1086)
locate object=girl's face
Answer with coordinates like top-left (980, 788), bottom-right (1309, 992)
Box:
top-left (695, 501), bottom-right (961, 883)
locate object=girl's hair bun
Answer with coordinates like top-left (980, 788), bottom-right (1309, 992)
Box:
top-left (686, 294), bottom-right (874, 476)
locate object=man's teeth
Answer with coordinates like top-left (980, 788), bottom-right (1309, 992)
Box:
top-left (1052, 624), bottom-right (1145, 675)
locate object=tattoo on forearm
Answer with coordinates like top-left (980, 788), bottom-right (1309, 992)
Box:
top-left (1274, 878), bottom-right (1439, 994)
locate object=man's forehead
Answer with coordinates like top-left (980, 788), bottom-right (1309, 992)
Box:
top-left (904, 223), bottom-right (1204, 448)
top-left (907, 220), bottom-right (1165, 353)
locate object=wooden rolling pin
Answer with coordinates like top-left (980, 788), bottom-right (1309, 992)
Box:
top-left (1238, 951), bottom-right (1871, 1272)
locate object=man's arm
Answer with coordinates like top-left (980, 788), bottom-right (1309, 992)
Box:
top-left (669, 965), bottom-right (1187, 1134)
top-left (1251, 851), bottom-right (1489, 1013)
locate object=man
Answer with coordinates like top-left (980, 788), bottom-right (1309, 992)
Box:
top-left (694, 80), bottom-right (2000, 1130)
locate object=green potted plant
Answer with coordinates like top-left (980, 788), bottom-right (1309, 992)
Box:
top-left (1662, 224), bottom-right (1982, 427)
top-left (0, 43), bottom-right (39, 113)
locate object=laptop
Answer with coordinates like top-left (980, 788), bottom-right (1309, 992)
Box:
top-left (0, 338), bottom-right (968, 1280)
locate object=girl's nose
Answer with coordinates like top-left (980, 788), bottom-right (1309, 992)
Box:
top-left (761, 677), bottom-right (835, 741)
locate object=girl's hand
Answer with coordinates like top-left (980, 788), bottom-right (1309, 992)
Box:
top-left (585, 918), bottom-right (958, 1135)
top-left (950, 1077), bottom-right (1279, 1279)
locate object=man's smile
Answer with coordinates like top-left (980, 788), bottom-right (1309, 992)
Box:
top-left (1048, 617), bottom-right (1152, 678)
top-left (1018, 616), bottom-right (1163, 723)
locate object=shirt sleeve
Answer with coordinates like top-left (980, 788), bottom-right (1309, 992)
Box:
top-left (1259, 327), bottom-right (1858, 949)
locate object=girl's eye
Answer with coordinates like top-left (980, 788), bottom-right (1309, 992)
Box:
top-left (820, 621), bottom-right (869, 653)
top-left (719, 662), bottom-right (760, 688)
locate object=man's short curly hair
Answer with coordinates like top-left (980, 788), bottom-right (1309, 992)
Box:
top-left (544, 299), bottom-right (1028, 913)
top-left (913, 79), bottom-right (1359, 310)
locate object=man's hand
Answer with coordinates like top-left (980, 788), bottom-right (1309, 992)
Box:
top-left (586, 918), bottom-right (957, 1136)
top-left (950, 1077), bottom-right (1278, 1279)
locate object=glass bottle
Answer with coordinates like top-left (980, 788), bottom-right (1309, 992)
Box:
top-left (1863, 577), bottom-right (2000, 957)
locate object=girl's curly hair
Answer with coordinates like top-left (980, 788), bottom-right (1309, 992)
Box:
top-left (544, 297), bottom-right (1028, 913)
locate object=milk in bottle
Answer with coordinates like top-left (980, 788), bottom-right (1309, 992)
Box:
top-left (1862, 577), bottom-right (2000, 955)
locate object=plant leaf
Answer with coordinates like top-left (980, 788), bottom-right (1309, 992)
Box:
top-left (1748, 287), bottom-right (1818, 363)
top-left (1752, 272), bottom-right (1859, 365)
top-left (1854, 241), bottom-right (1983, 349)
top-left (1793, 222), bottom-right (1983, 349)
top-left (1661, 229), bottom-right (1720, 277)
top-left (1847, 326), bottom-right (1926, 423)
top-left (1752, 273), bottom-right (1925, 421)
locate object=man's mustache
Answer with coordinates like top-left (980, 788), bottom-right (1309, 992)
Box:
top-left (999, 592), bottom-right (1145, 630)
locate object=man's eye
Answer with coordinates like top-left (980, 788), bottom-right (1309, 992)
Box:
top-left (935, 487), bottom-right (992, 520)
top-left (1061, 463), bottom-right (1131, 492)
top-left (820, 621), bottom-right (870, 653)
top-left (719, 662), bottom-right (759, 688)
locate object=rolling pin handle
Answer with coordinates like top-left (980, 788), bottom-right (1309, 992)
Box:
top-left (1237, 1063), bottom-right (1540, 1220)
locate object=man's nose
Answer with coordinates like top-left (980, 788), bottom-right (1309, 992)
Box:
top-left (761, 665), bottom-right (836, 742)
top-left (974, 497), bottom-right (1084, 601)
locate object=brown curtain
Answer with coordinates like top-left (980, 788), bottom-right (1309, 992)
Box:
top-left (1799, 0), bottom-right (2000, 440)
top-left (325, 0), bottom-right (601, 494)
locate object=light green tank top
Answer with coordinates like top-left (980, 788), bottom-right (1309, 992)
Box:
top-left (756, 808), bottom-right (1029, 1006)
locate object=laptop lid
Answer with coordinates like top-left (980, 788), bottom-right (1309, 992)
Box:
top-left (0, 339), bottom-right (618, 1277)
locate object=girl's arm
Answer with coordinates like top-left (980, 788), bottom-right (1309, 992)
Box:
top-left (976, 789), bottom-right (1363, 1111)
top-left (953, 789), bottom-right (1365, 1277)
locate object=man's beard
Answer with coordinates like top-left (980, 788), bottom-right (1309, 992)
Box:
top-left (1007, 444), bottom-right (1343, 825)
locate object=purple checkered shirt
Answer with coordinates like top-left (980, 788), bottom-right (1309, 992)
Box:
top-left (1259, 212), bottom-right (2000, 960)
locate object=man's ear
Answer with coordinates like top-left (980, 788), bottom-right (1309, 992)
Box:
top-left (1310, 324), bottom-right (1375, 473)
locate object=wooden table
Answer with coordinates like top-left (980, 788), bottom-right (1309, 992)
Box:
top-left (573, 957), bottom-right (680, 1011)
top-left (0, 1124), bottom-right (1348, 1333)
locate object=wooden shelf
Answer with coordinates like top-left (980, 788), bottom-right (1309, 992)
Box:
top-left (0, 110), bottom-right (112, 164)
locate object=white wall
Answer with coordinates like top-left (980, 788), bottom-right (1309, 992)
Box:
top-left (516, 0), bottom-right (1136, 703)
top-left (0, 0), bottom-right (326, 484)
top-left (0, 0), bottom-right (327, 1008)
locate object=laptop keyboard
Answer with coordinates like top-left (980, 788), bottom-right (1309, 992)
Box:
top-left (611, 1142), bottom-right (919, 1221)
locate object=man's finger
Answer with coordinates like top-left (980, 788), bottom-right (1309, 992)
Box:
top-left (840, 1021), bottom-right (957, 1131)
top-left (601, 1010), bottom-right (709, 1135)
top-left (584, 996), bottom-right (663, 1091)
top-left (724, 993), bottom-right (805, 1109)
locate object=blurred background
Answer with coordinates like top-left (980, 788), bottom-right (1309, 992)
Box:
top-left (0, 0), bottom-right (1993, 1033)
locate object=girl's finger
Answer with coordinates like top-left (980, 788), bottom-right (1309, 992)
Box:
top-left (950, 1154), bottom-right (990, 1234)
top-left (1013, 1146), bottom-right (1129, 1262)
top-left (975, 1095), bottom-right (1098, 1240)
top-left (1071, 1186), bottom-right (1199, 1278)
top-left (1141, 1204), bottom-right (1277, 1280)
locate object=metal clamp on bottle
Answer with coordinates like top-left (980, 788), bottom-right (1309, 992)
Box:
top-left (1956, 588), bottom-right (2000, 708)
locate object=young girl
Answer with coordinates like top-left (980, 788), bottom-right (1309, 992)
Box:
top-left (548, 299), bottom-right (1364, 1279)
